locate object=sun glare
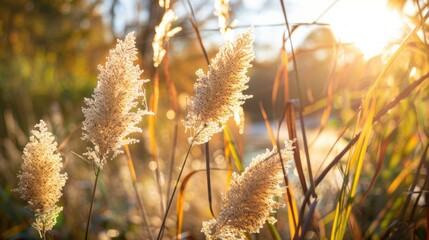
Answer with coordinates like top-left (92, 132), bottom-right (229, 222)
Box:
top-left (326, 0), bottom-right (405, 59)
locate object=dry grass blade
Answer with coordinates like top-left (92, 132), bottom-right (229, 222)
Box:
top-left (205, 142), bottom-right (215, 217)
top-left (284, 176), bottom-right (299, 239)
top-left (224, 133), bottom-right (233, 185)
top-left (283, 103), bottom-right (308, 194)
top-left (186, 0), bottom-right (209, 65)
top-left (259, 102), bottom-right (276, 146)
top-left (271, 35), bottom-right (289, 117)
top-left (348, 210), bottom-right (362, 239)
top-left (224, 126), bottom-right (244, 172)
top-left (281, 36), bottom-right (289, 103)
top-left (176, 170), bottom-right (200, 239)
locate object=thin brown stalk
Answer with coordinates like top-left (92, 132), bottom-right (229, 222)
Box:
top-left (84, 168), bottom-right (100, 240)
top-left (157, 128), bottom-right (202, 240)
top-left (279, 0), bottom-right (316, 199)
top-left (284, 103), bottom-right (308, 194)
top-left (185, 0), bottom-right (210, 65)
top-left (205, 141), bottom-right (215, 217)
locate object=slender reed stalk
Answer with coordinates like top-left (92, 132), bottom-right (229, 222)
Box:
top-left (124, 145), bottom-right (154, 240)
top-left (157, 140), bottom-right (195, 240)
top-left (84, 168), bottom-right (100, 240)
top-left (278, 0), bottom-right (316, 199)
top-left (205, 141), bottom-right (215, 217)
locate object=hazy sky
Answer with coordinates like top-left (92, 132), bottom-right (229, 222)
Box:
top-left (103, 0), bottom-right (409, 61)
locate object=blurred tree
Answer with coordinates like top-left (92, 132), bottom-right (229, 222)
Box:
top-left (0, 0), bottom-right (110, 138)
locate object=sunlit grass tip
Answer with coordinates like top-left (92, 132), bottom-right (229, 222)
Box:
top-left (14, 120), bottom-right (68, 238)
top-left (202, 140), bottom-right (294, 239)
top-left (183, 27), bottom-right (255, 144)
top-left (153, 9), bottom-right (182, 67)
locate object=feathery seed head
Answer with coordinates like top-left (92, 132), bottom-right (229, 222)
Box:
top-left (14, 120), bottom-right (67, 237)
top-left (202, 141), bottom-right (294, 239)
top-left (153, 9), bottom-right (182, 67)
top-left (82, 32), bottom-right (151, 169)
top-left (183, 27), bottom-right (254, 144)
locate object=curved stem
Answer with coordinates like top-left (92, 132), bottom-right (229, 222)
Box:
top-left (85, 168), bottom-right (101, 240)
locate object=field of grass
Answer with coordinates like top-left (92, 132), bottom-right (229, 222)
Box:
top-left (1, 0), bottom-right (429, 239)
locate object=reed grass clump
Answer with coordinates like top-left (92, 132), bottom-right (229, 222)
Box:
top-left (14, 120), bottom-right (67, 238)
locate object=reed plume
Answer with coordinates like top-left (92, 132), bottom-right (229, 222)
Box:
top-left (82, 32), bottom-right (151, 169)
top-left (152, 9), bottom-right (182, 67)
top-left (202, 141), bottom-right (294, 239)
top-left (14, 120), bottom-right (67, 238)
top-left (182, 27), bottom-right (254, 144)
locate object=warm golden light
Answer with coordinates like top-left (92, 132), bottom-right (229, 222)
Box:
top-left (166, 109), bottom-right (176, 120)
top-left (327, 0), bottom-right (405, 59)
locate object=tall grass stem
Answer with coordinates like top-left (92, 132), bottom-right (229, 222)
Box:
top-left (157, 140), bottom-right (195, 240)
top-left (85, 168), bottom-right (100, 240)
